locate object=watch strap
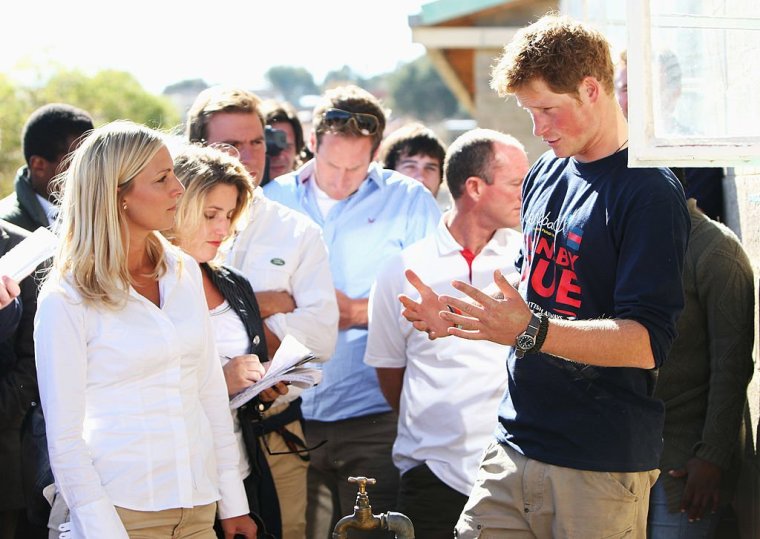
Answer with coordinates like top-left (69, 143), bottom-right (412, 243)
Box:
top-left (514, 312), bottom-right (541, 359)
top-left (529, 313), bottom-right (549, 355)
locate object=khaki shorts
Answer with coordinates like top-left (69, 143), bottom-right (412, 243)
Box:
top-left (455, 441), bottom-right (658, 539)
top-left (115, 502), bottom-right (217, 539)
top-left (44, 485), bottom-right (217, 539)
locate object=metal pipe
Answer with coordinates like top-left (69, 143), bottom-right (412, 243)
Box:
top-left (384, 512), bottom-right (415, 539)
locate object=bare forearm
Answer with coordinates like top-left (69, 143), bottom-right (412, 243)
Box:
top-left (349, 298), bottom-right (369, 327)
top-left (263, 325), bottom-right (281, 360)
top-left (440, 271), bottom-right (656, 369)
top-left (542, 318), bottom-right (655, 368)
top-left (336, 290), bottom-right (369, 329)
top-left (256, 291), bottom-right (296, 319)
top-left (376, 367), bottom-right (405, 412)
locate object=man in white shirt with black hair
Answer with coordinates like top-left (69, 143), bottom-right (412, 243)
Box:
top-left (186, 86), bottom-right (338, 539)
top-left (365, 129), bottom-right (528, 539)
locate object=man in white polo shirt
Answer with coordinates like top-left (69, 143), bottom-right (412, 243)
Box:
top-left (365, 129), bottom-right (528, 539)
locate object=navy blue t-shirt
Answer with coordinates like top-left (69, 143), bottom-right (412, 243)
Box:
top-left (496, 148), bottom-right (690, 472)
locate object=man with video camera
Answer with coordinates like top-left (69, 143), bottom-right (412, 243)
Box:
top-left (261, 100), bottom-right (310, 184)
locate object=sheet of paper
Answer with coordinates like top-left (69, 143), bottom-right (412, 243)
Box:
top-left (0, 227), bottom-right (57, 281)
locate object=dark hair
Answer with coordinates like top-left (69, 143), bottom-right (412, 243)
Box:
top-left (261, 99), bottom-right (307, 161)
top-left (378, 123), bottom-right (446, 181)
top-left (312, 85), bottom-right (386, 154)
top-left (22, 103), bottom-right (93, 164)
top-left (444, 129), bottom-right (524, 200)
top-left (186, 86), bottom-right (265, 143)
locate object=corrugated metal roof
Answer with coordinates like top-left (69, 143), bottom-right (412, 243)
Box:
top-left (412, 0), bottom-right (514, 26)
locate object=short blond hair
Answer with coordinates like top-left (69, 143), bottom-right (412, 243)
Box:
top-left (491, 13), bottom-right (614, 97)
top-left (167, 144), bottom-right (254, 266)
top-left (52, 120), bottom-right (168, 308)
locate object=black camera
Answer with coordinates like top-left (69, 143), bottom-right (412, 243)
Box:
top-left (261, 126), bottom-right (288, 187)
top-left (265, 126), bottom-right (288, 157)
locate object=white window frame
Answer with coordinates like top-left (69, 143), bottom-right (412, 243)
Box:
top-left (627, 1), bottom-right (760, 167)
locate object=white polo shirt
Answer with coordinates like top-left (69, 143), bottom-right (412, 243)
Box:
top-left (365, 218), bottom-right (520, 495)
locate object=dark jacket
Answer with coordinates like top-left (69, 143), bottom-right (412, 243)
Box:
top-left (203, 263), bottom-right (268, 360)
top-left (656, 200), bottom-right (755, 512)
top-left (0, 220), bottom-right (39, 510)
top-left (201, 263), bottom-right (282, 538)
top-left (0, 298), bottom-right (22, 343)
top-left (0, 167), bottom-right (51, 232)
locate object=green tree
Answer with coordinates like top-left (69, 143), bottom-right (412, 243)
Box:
top-left (163, 78), bottom-right (208, 96)
top-left (386, 55), bottom-right (462, 121)
top-left (0, 69), bottom-right (181, 195)
top-left (322, 65), bottom-right (367, 89)
top-left (0, 74), bottom-right (31, 194)
top-left (265, 66), bottom-right (320, 105)
top-left (33, 69), bottom-right (181, 129)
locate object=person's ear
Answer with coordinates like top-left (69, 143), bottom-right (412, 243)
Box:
top-left (309, 131), bottom-right (317, 153)
top-left (464, 176), bottom-right (484, 200)
top-left (581, 76), bottom-right (601, 103)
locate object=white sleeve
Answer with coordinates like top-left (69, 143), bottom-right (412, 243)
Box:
top-left (365, 255), bottom-right (409, 369)
top-left (192, 270), bottom-right (249, 520)
top-left (34, 286), bottom-right (129, 539)
top-left (264, 224), bottom-right (338, 362)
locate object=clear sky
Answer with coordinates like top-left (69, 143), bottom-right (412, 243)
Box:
top-left (1, 0), bottom-right (430, 94)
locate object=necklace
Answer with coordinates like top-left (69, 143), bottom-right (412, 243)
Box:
top-left (615, 138), bottom-right (629, 153)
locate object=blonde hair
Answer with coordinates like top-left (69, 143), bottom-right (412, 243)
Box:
top-left (167, 144), bottom-right (254, 266)
top-left (52, 120), bottom-right (168, 308)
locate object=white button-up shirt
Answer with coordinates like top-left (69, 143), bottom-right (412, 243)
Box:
top-left (34, 245), bottom-right (248, 538)
top-left (228, 188), bottom-right (338, 404)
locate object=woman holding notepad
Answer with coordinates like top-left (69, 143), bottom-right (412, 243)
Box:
top-left (166, 143), bottom-right (286, 538)
top-left (33, 121), bottom-right (256, 538)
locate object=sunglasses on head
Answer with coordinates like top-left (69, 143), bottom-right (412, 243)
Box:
top-left (207, 142), bottom-right (241, 160)
top-left (321, 108), bottom-right (379, 136)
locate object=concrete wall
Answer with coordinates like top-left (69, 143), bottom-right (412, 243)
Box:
top-left (723, 167), bottom-right (760, 539)
top-left (472, 49), bottom-right (547, 164)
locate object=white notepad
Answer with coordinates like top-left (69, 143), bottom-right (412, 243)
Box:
top-left (229, 334), bottom-right (322, 409)
top-left (0, 227), bottom-right (58, 281)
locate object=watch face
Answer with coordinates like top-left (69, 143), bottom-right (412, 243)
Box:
top-left (516, 334), bottom-right (536, 351)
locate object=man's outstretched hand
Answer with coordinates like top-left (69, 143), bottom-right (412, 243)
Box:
top-left (400, 269), bottom-right (530, 345)
top-left (399, 269), bottom-right (451, 340)
top-left (439, 269), bottom-right (531, 345)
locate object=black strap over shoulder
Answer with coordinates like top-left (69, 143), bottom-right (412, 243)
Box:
top-left (238, 398), bottom-right (325, 463)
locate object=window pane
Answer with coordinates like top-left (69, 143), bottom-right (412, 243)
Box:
top-left (650, 1), bottom-right (760, 141)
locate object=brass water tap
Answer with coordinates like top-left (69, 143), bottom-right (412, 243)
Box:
top-left (350, 476), bottom-right (375, 508)
top-left (332, 476), bottom-right (415, 539)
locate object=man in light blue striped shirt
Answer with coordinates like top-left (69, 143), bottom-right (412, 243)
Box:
top-left (264, 85), bottom-right (440, 538)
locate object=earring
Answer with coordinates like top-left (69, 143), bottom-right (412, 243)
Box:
top-left (122, 201), bottom-right (128, 211)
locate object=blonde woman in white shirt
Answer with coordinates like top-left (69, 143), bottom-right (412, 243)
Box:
top-left (33, 121), bottom-right (257, 539)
